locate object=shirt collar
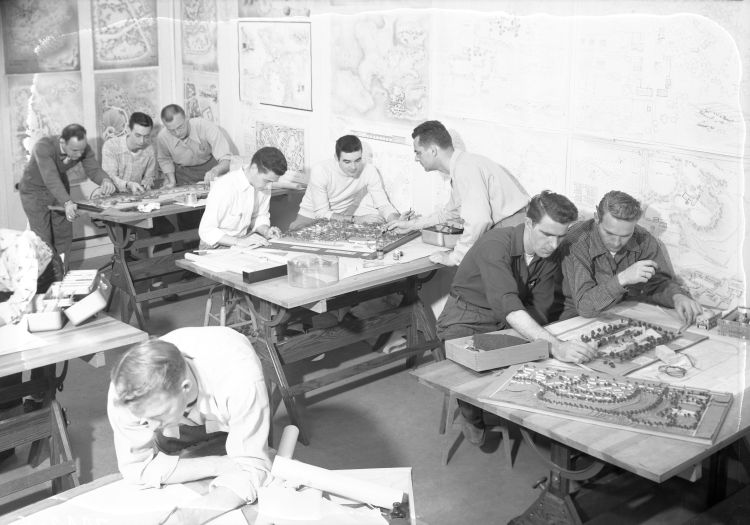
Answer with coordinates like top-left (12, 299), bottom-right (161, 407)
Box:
top-left (510, 223), bottom-right (526, 257)
top-left (448, 150), bottom-right (462, 178)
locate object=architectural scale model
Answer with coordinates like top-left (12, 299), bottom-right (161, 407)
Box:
top-left (269, 219), bottom-right (420, 259)
top-left (479, 363), bottom-right (732, 444)
top-left (78, 184), bottom-right (209, 212)
top-left (557, 314), bottom-right (707, 375)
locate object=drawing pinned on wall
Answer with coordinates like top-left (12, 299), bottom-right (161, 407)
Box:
top-left (436, 11), bottom-right (570, 130)
top-left (238, 0), bottom-right (312, 18)
top-left (567, 137), bottom-right (744, 309)
top-left (182, 0), bottom-right (218, 71)
top-left (238, 21), bottom-right (312, 111)
top-left (7, 73), bottom-right (83, 185)
top-left (94, 69), bottom-right (160, 146)
top-left (1, 0), bottom-right (80, 74)
top-left (331, 12), bottom-right (429, 123)
top-left (256, 122), bottom-right (305, 174)
top-left (571, 14), bottom-right (743, 156)
top-left (454, 120), bottom-right (568, 199)
top-left (91, 0), bottom-right (158, 70)
top-left (184, 69), bottom-right (219, 122)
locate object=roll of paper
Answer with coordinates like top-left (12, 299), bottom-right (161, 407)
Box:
top-left (272, 456), bottom-right (404, 510)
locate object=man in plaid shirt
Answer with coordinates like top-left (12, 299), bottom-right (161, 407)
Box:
top-left (560, 190), bottom-right (701, 324)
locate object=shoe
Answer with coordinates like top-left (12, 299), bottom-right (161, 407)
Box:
top-left (459, 416), bottom-right (486, 446)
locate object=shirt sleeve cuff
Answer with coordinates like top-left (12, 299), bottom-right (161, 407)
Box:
top-left (140, 452), bottom-right (180, 488)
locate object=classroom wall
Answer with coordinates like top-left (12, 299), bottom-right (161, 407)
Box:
top-left (1, 0), bottom-right (748, 310)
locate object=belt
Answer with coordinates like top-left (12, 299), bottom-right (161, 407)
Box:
top-left (449, 290), bottom-right (492, 310)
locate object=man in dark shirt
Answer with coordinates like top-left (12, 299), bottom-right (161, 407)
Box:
top-left (19, 124), bottom-right (115, 267)
top-left (560, 190), bottom-right (701, 323)
top-left (437, 191), bottom-right (596, 445)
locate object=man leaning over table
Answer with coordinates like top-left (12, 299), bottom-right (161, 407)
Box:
top-left (101, 111), bottom-right (157, 194)
top-left (107, 326), bottom-right (272, 525)
top-left (386, 120), bottom-right (530, 266)
top-left (156, 104), bottom-right (233, 238)
top-left (199, 147), bottom-right (288, 249)
top-left (18, 123), bottom-right (116, 268)
top-left (559, 190), bottom-right (702, 325)
top-left (289, 134), bottom-right (401, 230)
top-left (436, 191), bottom-right (596, 446)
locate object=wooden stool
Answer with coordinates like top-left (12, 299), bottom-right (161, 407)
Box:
top-left (0, 400), bottom-right (79, 497)
top-left (441, 392), bottom-right (515, 467)
top-left (203, 285), bottom-right (257, 335)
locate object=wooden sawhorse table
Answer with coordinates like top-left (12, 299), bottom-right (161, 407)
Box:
top-left (178, 256), bottom-right (445, 445)
top-left (413, 302), bottom-right (750, 523)
top-left (0, 315), bottom-right (147, 499)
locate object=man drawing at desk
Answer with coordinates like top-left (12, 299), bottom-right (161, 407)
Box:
top-left (199, 147), bottom-right (288, 248)
top-left (560, 190), bottom-right (702, 324)
top-left (386, 120), bottom-right (530, 266)
top-left (437, 191), bottom-right (596, 446)
top-left (107, 327), bottom-right (272, 524)
top-left (289, 134), bottom-right (401, 229)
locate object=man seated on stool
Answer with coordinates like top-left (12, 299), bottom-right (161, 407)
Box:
top-left (385, 120), bottom-right (530, 266)
top-left (560, 190), bottom-right (702, 324)
top-left (288, 135), bottom-right (401, 230)
top-left (107, 327), bottom-right (272, 525)
top-left (436, 191), bottom-right (596, 446)
top-left (199, 147), bottom-right (287, 249)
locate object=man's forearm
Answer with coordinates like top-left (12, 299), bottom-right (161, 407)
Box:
top-left (505, 310), bottom-right (556, 344)
top-left (162, 456), bottom-right (223, 484)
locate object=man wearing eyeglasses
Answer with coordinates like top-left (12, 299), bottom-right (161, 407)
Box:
top-left (198, 147), bottom-right (288, 249)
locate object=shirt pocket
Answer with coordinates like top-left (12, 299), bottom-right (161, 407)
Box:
top-left (222, 209), bottom-right (244, 231)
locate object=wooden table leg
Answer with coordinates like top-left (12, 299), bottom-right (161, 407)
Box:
top-left (105, 223), bottom-right (147, 329)
top-left (256, 299), bottom-right (310, 445)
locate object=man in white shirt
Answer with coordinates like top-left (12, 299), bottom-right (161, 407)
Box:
top-left (386, 120), bottom-right (530, 266)
top-left (199, 147), bottom-right (287, 248)
top-left (289, 135), bottom-right (400, 229)
top-left (107, 327), bottom-right (272, 525)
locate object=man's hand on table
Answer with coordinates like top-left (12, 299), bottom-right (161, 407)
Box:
top-left (126, 181), bottom-right (145, 194)
top-left (64, 200), bottom-right (79, 222)
top-left (429, 251), bottom-right (456, 266)
top-left (552, 340), bottom-right (597, 364)
top-left (99, 178), bottom-right (116, 197)
top-left (673, 294), bottom-right (702, 326)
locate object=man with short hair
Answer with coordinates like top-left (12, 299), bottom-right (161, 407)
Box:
top-left (561, 190), bottom-right (702, 323)
top-left (199, 147), bottom-right (288, 248)
top-left (437, 191), bottom-right (596, 445)
top-left (107, 327), bottom-right (272, 525)
top-left (386, 120), bottom-right (530, 266)
top-left (156, 104), bottom-right (232, 187)
top-left (19, 124), bottom-right (116, 265)
top-left (101, 112), bottom-right (157, 194)
top-left (289, 135), bottom-right (401, 230)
